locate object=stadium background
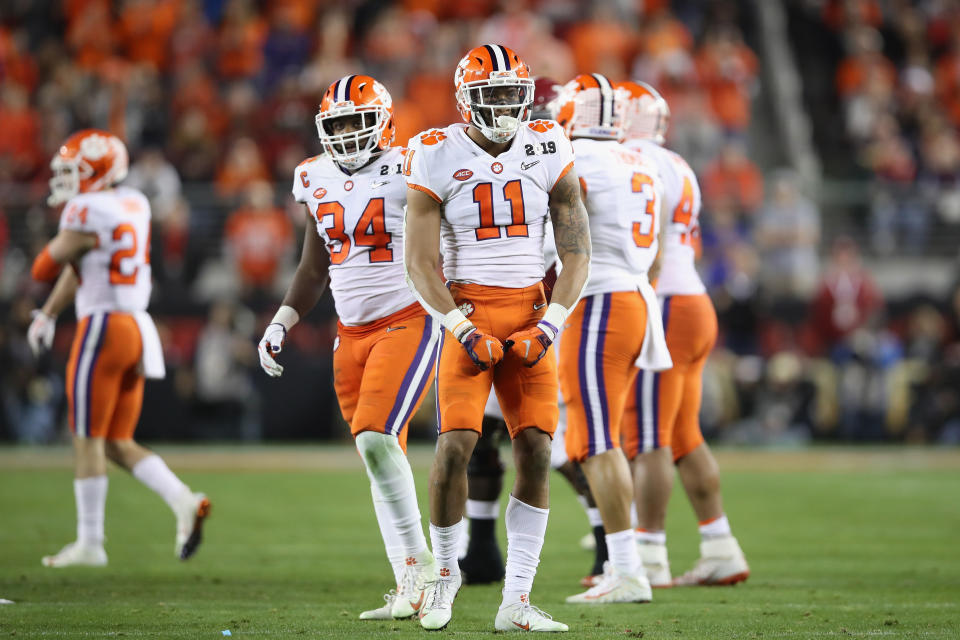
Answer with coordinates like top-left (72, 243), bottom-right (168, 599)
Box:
top-left (0, 0), bottom-right (959, 448)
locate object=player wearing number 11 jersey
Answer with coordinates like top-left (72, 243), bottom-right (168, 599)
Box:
top-left (30, 130), bottom-right (210, 568)
top-left (257, 75), bottom-right (437, 621)
top-left (404, 44), bottom-right (591, 632)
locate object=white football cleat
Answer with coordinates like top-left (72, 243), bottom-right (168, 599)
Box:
top-left (638, 542), bottom-right (672, 587)
top-left (41, 542), bottom-right (107, 568)
top-left (565, 562), bottom-right (652, 604)
top-left (175, 492), bottom-right (211, 560)
top-left (673, 536), bottom-right (750, 586)
top-left (360, 590), bottom-right (398, 620)
top-left (418, 569), bottom-right (461, 631)
top-left (494, 595), bottom-right (568, 632)
top-left (578, 532), bottom-right (595, 551)
top-left (392, 555), bottom-right (435, 618)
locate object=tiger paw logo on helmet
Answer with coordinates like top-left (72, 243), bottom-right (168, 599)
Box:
top-left (458, 301), bottom-right (475, 317)
top-left (78, 133), bottom-right (112, 160)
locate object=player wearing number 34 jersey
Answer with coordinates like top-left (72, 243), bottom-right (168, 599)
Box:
top-left (258, 75), bottom-right (437, 621)
top-left (404, 44), bottom-right (591, 632)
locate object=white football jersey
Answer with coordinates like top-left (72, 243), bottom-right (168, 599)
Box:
top-left (292, 147), bottom-right (418, 325)
top-left (624, 138), bottom-right (705, 296)
top-left (404, 121), bottom-right (574, 289)
top-left (59, 187), bottom-right (152, 319)
top-left (573, 138), bottom-right (664, 297)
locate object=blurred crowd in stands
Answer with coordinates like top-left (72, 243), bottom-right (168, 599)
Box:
top-left (1, 0), bottom-right (958, 446)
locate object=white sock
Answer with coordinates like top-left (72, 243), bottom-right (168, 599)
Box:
top-left (131, 455), bottom-right (191, 513)
top-left (576, 494), bottom-right (591, 518)
top-left (356, 432), bottom-right (429, 563)
top-left (606, 528), bottom-right (641, 576)
top-left (586, 507), bottom-right (603, 527)
top-left (502, 495), bottom-right (549, 605)
top-left (466, 499), bottom-right (499, 519)
top-left (699, 514), bottom-right (732, 540)
top-left (371, 483), bottom-right (407, 585)
top-left (636, 529), bottom-right (666, 545)
top-left (75, 476), bottom-right (107, 546)
top-left (430, 520), bottom-right (465, 577)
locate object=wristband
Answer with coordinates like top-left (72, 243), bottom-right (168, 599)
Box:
top-left (537, 302), bottom-right (569, 342)
top-left (31, 246), bottom-right (62, 282)
top-left (441, 308), bottom-right (475, 341)
top-left (270, 305), bottom-right (300, 331)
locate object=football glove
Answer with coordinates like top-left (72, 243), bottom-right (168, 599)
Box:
top-left (258, 323), bottom-right (287, 377)
top-left (505, 325), bottom-right (554, 367)
top-left (459, 327), bottom-right (506, 373)
top-left (27, 310), bottom-right (56, 358)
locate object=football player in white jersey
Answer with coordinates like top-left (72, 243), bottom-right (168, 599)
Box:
top-left (618, 81), bottom-right (750, 587)
top-left (404, 45), bottom-right (591, 632)
top-left (459, 76), bottom-right (608, 588)
top-left (257, 75), bottom-right (438, 620)
top-left (29, 130), bottom-right (210, 567)
top-left (553, 74), bottom-right (673, 604)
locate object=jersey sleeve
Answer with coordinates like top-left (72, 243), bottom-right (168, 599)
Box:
top-left (292, 160), bottom-right (312, 203)
top-left (404, 130), bottom-right (446, 203)
top-left (58, 196), bottom-right (100, 233)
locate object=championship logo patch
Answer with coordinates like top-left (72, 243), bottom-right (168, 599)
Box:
top-left (491, 162), bottom-right (503, 174)
top-left (458, 301), bottom-right (475, 317)
top-left (313, 187), bottom-right (327, 199)
top-left (453, 168), bottom-right (473, 181)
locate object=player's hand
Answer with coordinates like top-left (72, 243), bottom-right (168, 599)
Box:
top-left (27, 310), bottom-right (56, 358)
top-left (459, 327), bottom-right (505, 373)
top-left (505, 324), bottom-right (554, 367)
top-left (257, 323), bottom-right (287, 377)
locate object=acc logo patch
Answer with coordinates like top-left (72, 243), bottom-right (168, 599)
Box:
top-left (333, 335), bottom-right (340, 352)
top-left (491, 162), bottom-right (503, 174)
top-left (453, 168), bottom-right (473, 181)
top-left (458, 300), bottom-right (475, 317)
top-left (344, 180), bottom-right (354, 191)
top-left (313, 187), bottom-right (327, 199)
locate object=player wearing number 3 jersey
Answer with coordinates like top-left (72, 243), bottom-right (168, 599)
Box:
top-left (30, 130), bottom-right (209, 569)
top-left (258, 75), bottom-right (438, 621)
top-left (404, 44), bottom-right (590, 632)
top-left (554, 74), bottom-right (673, 605)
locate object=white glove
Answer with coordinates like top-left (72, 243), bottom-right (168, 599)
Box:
top-left (27, 310), bottom-right (56, 358)
top-left (258, 323), bottom-right (287, 377)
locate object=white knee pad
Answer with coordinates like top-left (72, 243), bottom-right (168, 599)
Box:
top-left (355, 431), bottom-right (411, 499)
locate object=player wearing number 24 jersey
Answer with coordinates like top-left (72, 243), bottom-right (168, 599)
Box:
top-left (30, 129), bottom-right (209, 569)
top-left (617, 80), bottom-right (749, 589)
top-left (258, 75), bottom-right (438, 621)
top-left (404, 44), bottom-right (591, 632)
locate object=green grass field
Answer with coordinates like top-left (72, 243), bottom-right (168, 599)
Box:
top-left (0, 446), bottom-right (958, 639)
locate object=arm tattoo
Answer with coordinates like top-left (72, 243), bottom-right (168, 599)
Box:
top-left (550, 174), bottom-right (591, 258)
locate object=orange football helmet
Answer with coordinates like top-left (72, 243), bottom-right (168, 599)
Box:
top-left (316, 74), bottom-right (395, 170)
top-left (617, 80), bottom-right (670, 145)
top-left (555, 73), bottom-right (626, 141)
top-left (455, 44), bottom-right (534, 143)
top-left (48, 129), bottom-right (129, 206)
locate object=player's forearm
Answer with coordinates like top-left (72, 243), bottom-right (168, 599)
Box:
top-left (405, 259), bottom-right (456, 318)
top-left (41, 268), bottom-right (78, 317)
top-left (279, 263), bottom-right (328, 321)
top-left (549, 252), bottom-right (590, 309)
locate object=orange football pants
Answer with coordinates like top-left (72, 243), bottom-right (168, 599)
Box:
top-left (334, 302), bottom-right (437, 451)
top-left (437, 282), bottom-right (558, 439)
top-left (621, 293), bottom-right (717, 461)
top-left (66, 312), bottom-right (144, 440)
top-left (560, 291), bottom-right (647, 462)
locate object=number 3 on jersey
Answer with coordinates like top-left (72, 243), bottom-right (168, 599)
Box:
top-left (630, 172), bottom-right (657, 248)
top-left (315, 198), bottom-right (392, 264)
